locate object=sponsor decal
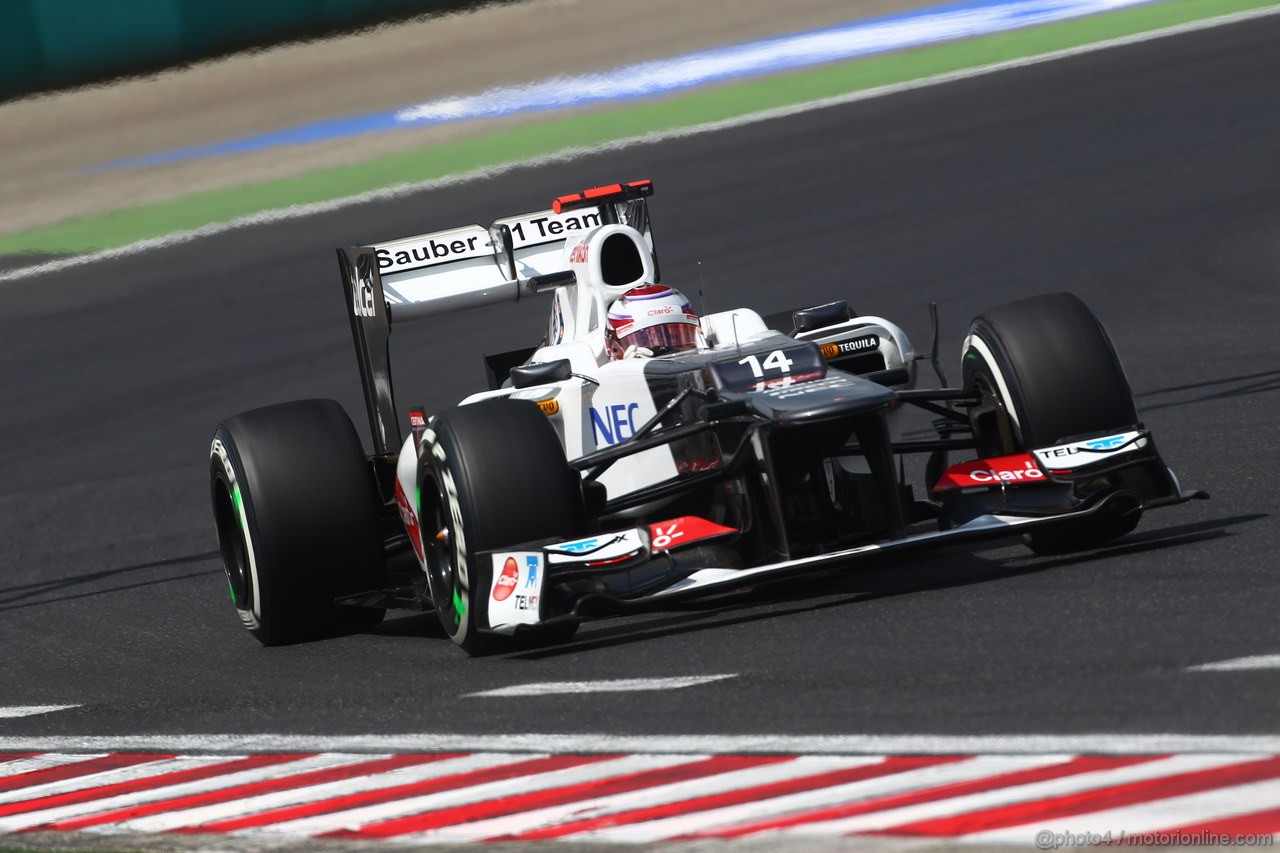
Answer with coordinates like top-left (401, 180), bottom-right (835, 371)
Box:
top-left (554, 536), bottom-right (608, 554)
top-left (537, 398), bottom-right (559, 416)
top-left (487, 552), bottom-right (544, 629)
top-left (760, 374), bottom-right (856, 399)
top-left (547, 531), bottom-right (646, 565)
top-left (352, 276), bottom-right (376, 318)
top-left (568, 243), bottom-right (589, 264)
top-left (648, 516), bottom-right (737, 551)
top-left (492, 556), bottom-right (519, 602)
top-left (376, 232), bottom-right (485, 272)
top-left (408, 407), bottom-right (427, 446)
top-left (819, 334), bottom-right (880, 360)
top-left (590, 402), bottom-right (640, 446)
top-left (1033, 431), bottom-right (1146, 470)
top-left (504, 211), bottom-right (602, 248)
top-left (934, 453), bottom-right (1046, 491)
top-left (394, 479), bottom-right (425, 563)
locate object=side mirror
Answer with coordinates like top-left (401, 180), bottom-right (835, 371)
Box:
top-left (793, 301), bottom-right (852, 333)
top-left (510, 358), bottom-right (573, 389)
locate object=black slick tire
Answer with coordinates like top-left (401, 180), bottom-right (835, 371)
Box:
top-left (961, 292), bottom-right (1142, 554)
top-left (418, 398), bottom-right (587, 656)
top-left (210, 399), bottom-right (386, 645)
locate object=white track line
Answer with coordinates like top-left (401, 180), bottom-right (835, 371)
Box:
top-left (1189, 654), bottom-right (1280, 672)
top-left (466, 674), bottom-right (736, 697)
top-left (2, 4), bottom-right (1279, 285)
top-left (389, 0), bottom-right (1158, 127)
top-left (0, 705), bottom-right (79, 719)
top-left (4, 733), bottom-right (1280, 755)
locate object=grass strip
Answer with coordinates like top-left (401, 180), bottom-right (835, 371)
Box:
top-left (1, 0), bottom-right (1276, 255)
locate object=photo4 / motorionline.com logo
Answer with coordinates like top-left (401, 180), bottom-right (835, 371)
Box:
top-left (1035, 829), bottom-right (1275, 849)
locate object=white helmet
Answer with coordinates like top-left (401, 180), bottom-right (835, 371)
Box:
top-left (606, 284), bottom-right (699, 359)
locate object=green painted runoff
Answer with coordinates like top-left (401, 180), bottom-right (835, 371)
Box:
top-left (1, 0), bottom-right (1275, 256)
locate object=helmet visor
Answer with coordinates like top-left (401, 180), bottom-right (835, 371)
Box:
top-left (625, 322), bottom-right (699, 354)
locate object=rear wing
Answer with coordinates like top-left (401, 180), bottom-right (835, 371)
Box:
top-left (337, 180), bottom-right (658, 455)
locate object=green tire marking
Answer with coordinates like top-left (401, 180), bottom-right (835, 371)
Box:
top-left (231, 482), bottom-right (246, 532)
top-left (1, 0), bottom-right (1275, 255)
top-left (452, 585), bottom-right (466, 625)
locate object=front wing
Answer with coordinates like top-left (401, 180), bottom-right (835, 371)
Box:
top-left (475, 485), bottom-right (1203, 636)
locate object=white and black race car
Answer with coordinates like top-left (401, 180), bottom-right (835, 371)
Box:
top-left (210, 179), bottom-right (1206, 654)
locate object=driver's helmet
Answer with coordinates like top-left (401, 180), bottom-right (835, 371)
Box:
top-left (606, 284), bottom-right (700, 359)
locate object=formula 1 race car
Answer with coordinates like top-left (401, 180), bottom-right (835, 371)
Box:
top-left (209, 179), bottom-right (1206, 654)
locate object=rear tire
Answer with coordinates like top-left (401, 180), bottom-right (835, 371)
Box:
top-left (418, 398), bottom-right (587, 655)
top-left (210, 399), bottom-right (386, 645)
top-left (961, 293), bottom-right (1142, 554)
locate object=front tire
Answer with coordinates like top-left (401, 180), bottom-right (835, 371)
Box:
top-left (210, 399), bottom-right (385, 645)
top-left (961, 292), bottom-right (1142, 554)
top-left (418, 398), bottom-right (587, 655)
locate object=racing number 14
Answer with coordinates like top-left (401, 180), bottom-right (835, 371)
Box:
top-left (738, 350), bottom-right (794, 378)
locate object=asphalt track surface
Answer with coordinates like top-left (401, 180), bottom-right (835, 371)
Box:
top-left (2, 15), bottom-right (1278, 748)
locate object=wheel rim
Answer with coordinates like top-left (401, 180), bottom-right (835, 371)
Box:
top-left (421, 473), bottom-right (463, 629)
top-left (213, 477), bottom-right (253, 610)
top-left (965, 339), bottom-right (1022, 458)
